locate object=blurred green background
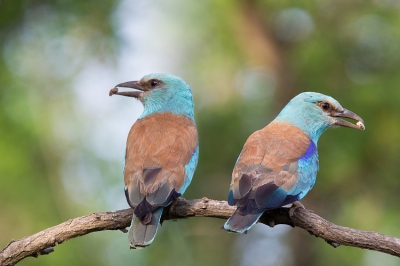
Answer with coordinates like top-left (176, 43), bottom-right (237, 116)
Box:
top-left (1, 0), bottom-right (400, 265)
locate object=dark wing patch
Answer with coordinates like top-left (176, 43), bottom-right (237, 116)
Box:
top-left (134, 188), bottom-right (181, 224)
top-left (260, 187), bottom-right (287, 208)
top-left (126, 179), bottom-right (144, 207)
top-left (134, 199), bottom-right (154, 223)
top-left (143, 167), bottom-right (162, 187)
top-left (146, 182), bottom-right (176, 205)
top-left (281, 193), bottom-right (301, 206)
top-left (254, 182), bottom-right (280, 207)
top-left (239, 174), bottom-right (252, 198)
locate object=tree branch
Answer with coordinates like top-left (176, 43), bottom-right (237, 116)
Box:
top-left (1, 197), bottom-right (399, 265)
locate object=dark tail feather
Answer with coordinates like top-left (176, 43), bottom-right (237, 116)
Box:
top-left (223, 209), bottom-right (263, 234)
top-left (128, 207), bottom-right (163, 249)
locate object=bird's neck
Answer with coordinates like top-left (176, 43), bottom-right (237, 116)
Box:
top-left (273, 107), bottom-right (330, 145)
top-left (139, 94), bottom-right (195, 121)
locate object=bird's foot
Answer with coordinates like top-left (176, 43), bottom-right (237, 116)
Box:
top-left (267, 217), bottom-right (275, 228)
top-left (260, 214), bottom-right (276, 228)
top-left (326, 240), bottom-right (341, 248)
top-left (119, 228), bottom-right (128, 233)
top-left (31, 247), bottom-right (54, 258)
top-left (289, 201), bottom-right (305, 217)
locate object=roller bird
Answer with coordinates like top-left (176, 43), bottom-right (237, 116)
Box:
top-left (223, 92), bottom-right (365, 234)
top-left (110, 73), bottom-right (199, 248)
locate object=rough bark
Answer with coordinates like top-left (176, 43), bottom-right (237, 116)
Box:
top-left (1, 198), bottom-right (400, 265)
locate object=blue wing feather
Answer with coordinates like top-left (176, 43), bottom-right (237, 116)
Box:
top-left (285, 140), bottom-right (319, 201)
top-left (180, 145), bottom-right (199, 194)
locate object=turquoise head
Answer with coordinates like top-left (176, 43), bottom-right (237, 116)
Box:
top-left (274, 92), bottom-right (365, 144)
top-left (110, 73), bottom-right (195, 120)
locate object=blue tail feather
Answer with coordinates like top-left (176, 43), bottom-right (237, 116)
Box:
top-left (128, 207), bottom-right (164, 249)
top-left (223, 209), bottom-right (263, 234)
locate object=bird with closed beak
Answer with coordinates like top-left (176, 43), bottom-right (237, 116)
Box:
top-left (110, 73), bottom-right (199, 248)
top-left (223, 92), bottom-right (365, 234)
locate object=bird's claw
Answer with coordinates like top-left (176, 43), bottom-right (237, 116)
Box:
top-left (326, 240), bottom-right (341, 248)
top-left (289, 201), bottom-right (305, 217)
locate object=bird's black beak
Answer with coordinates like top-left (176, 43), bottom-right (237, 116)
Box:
top-left (332, 108), bottom-right (365, 130)
top-left (109, 81), bottom-right (144, 98)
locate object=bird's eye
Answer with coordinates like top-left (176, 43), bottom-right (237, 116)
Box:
top-left (150, 80), bottom-right (159, 87)
top-left (320, 102), bottom-right (330, 111)
top-left (317, 101), bottom-right (331, 111)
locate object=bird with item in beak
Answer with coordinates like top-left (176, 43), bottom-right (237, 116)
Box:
top-left (110, 73), bottom-right (199, 248)
top-left (223, 92), bottom-right (365, 234)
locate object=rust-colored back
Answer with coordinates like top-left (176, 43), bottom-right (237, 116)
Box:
top-left (231, 122), bottom-right (311, 201)
top-left (124, 112), bottom-right (198, 207)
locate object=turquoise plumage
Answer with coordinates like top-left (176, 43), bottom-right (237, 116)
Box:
top-left (224, 92), bottom-right (365, 234)
top-left (110, 73), bottom-right (199, 248)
